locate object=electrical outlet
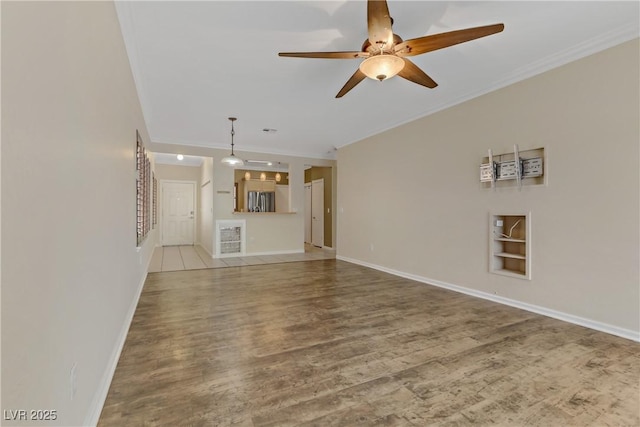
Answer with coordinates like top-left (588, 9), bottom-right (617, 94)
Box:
top-left (70, 363), bottom-right (77, 400)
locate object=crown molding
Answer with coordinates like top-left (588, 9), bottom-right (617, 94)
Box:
top-left (337, 28), bottom-right (639, 149)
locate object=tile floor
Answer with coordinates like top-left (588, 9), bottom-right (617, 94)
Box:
top-left (148, 243), bottom-right (335, 272)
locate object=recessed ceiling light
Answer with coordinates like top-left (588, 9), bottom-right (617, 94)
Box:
top-left (177, 154), bottom-right (184, 160)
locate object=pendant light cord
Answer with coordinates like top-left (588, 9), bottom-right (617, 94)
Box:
top-left (229, 117), bottom-right (237, 156)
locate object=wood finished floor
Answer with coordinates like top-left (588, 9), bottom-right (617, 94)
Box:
top-left (98, 260), bottom-right (640, 426)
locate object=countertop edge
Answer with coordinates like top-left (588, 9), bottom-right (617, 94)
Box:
top-left (232, 212), bottom-right (297, 215)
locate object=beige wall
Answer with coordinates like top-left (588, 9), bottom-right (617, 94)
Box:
top-left (155, 163), bottom-right (201, 182)
top-left (2, 2), bottom-right (156, 425)
top-left (337, 39), bottom-right (640, 339)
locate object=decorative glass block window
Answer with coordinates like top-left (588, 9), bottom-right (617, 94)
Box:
top-left (136, 131), bottom-right (152, 246)
top-left (216, 220), bottom-right (246, 257)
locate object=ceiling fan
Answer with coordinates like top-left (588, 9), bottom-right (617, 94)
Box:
top-left (278, 0), bottom-right (504, 98)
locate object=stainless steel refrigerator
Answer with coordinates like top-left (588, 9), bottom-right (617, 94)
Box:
top-left (247, 191), bottom-right (275, 212)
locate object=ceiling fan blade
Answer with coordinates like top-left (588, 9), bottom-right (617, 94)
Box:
top-left (398, 58), bottom-right (438, 89)
top-left (336, 69), bottom-right (366, 98)
top-left (395, 23), bottom-right (505, 57)
top-left (368, 0), bottom-right (394, 49)
top-left (279, 51), bottom-right (368, 59)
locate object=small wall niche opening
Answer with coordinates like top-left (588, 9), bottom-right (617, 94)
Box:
top-left (490, 213), bottom-right (531, 280)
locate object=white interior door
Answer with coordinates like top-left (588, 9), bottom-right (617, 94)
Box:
top-left (304, 184), bottom-right (312, 244)
top-left (162, 181), bottom-right (195, 245)
top-left (311, 179), bottom-right (324, 247)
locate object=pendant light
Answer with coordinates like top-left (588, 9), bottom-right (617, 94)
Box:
top-left (221, 117), bottom-right (244, 167)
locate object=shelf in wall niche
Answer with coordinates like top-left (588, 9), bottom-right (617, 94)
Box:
top-left (490, 213), bottom-right (531, 280)
top-left (494, 252), bottom-right (526, 260)
top-left (494, 237), bottom-right (526, 243)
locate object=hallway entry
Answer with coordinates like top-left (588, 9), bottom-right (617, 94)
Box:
top-left (311, 178), bottom-right (324, 248)
top-left (304, 179), bottom-right (324, 247)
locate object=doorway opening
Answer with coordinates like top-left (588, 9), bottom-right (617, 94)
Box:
top-left (304, 166), bottom-right (333, 249)
top-left (152, 152), bottom-right (214, 256)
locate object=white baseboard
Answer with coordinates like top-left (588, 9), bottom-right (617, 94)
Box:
top-left (196, 243), bottom-right (214, 258)
top-left (84, 259), bottom-right (151, 426)
top-left (337, 255), bottom-right (640, 343)
top-left (246, 249), bottom-right (305, 257)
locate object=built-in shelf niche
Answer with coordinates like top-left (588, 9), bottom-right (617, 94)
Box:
top-left (481, 146), bottom-right (545, 189)
top-left (490, 213), bottom-right (531, 280)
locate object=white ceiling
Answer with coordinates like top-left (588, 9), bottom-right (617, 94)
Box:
top-left (116, 1), bottom-right (639, 160)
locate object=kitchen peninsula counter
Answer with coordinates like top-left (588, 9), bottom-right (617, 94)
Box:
top-left (225, 210), bottom-right (302, 255)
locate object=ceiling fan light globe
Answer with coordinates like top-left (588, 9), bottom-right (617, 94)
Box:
top-left (359, 54), bottom-right (404, 81)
